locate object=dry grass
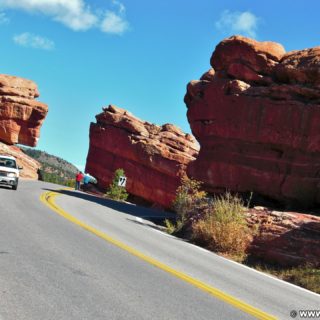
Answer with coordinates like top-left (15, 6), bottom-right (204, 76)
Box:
top-left (192, 220), bottom-right (250, 259)
top-left (253, 264), bottom-right (320, 294)
top-left (279, 268), bottom-right (320, 293)
top-left (169, 179), bottom-right (254, 260)
top-left (192, 193), bottom-right (253, 261)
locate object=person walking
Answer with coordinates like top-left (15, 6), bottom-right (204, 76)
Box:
top-left (75, 171), bottom-right (83, 190)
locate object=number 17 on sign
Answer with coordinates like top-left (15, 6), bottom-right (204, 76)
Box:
top-left (118, 176), bottom-right (127, 187)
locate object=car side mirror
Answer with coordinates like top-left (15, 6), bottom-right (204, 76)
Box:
top-left (18, 166), bottom-right (23, 170)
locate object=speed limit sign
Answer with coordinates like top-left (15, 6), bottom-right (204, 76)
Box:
top-left (118, 176), bottom-right (127, 187)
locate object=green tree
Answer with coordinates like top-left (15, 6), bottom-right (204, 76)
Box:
top-left (106, 169), bottom-right (128, 201)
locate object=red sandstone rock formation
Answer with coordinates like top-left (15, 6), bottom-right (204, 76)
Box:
top-left (185, 35), bottom-right (320, 207)
top-left (0, 74), bottom-right (48, 147)
top-left (246, 207), bottom-right (320, 267)
top-left (0, 142), bottom-right (40, 179)
top-left (85, 105), bottom-right (199, 208)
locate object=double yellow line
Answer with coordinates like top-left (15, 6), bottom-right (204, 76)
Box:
top-left (40, 190), bottom-right (277, 320)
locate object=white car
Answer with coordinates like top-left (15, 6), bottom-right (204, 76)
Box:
top-left (0, 155), bottom-right (22, 190)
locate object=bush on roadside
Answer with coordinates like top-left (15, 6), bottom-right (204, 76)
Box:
top-left (105, 168), bottom-right (128, 201)
top-left (168, 176), bottom-right (207, 233)
top-left (192, 192), bottom-right (253, 261)
top-left (164, 218), bottom-right (177, 235)
top-left (166, 178), bottom-right (254, 260)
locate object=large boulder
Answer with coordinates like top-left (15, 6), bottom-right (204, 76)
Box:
top-left (85, 105), bottom-right (199, 208)
top-left (211, 35), bottom-right (285, 78)
top-left (0, 74), bottom-right (48, 147)
top-left (185, 36), bottom-right (320, 208)
top-left (246, 207), bottom-right (320, 267)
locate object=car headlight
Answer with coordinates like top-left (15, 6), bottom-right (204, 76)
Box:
top-left (7, 172), bottom-right (17, 178)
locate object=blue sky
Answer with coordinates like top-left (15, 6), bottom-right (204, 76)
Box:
top-left (0, 0), bottom-right (319, 170)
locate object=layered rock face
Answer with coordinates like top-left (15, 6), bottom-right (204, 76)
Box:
top-left (0, 142), bottom-right (40, 179)
top-left (246, 207), bottom-right (320, 267)
top-left (86, 105), bottom-right (199, 208)
top-left (0, 74), bottom-right (48, 147)
top-left (185, 36), bottom-right (320, 207)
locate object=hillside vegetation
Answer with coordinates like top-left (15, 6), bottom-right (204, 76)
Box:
top-left (21, 147), bottom-right (78, 187)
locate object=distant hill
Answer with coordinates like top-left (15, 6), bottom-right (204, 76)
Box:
top-left (20, 147), bottom-right (78, 187)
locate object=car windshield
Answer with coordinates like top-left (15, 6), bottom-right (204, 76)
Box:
top-left (0, 157), bottom-right (17, 168)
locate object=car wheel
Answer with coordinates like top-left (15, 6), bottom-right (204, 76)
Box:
top-left (12, 184), bottom-right (18, 190)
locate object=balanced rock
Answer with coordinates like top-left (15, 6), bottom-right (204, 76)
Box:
top-left (185, 35), bottom-right (320, 207)
top-left (0, 74), bottom-right (48, 147)
top-left (85, 105), bottom-right (199, 208)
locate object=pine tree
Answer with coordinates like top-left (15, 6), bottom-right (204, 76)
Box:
top-left (106, 168), bottom-right (128, 201)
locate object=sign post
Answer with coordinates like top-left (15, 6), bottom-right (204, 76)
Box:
top-left (118, 176), bottom-right (127, 187)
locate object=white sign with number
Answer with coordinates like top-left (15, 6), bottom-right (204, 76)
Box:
top-left (118, 176), bottom-right (127, 187)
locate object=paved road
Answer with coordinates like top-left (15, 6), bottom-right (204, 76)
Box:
top-left (0, 180), bottom-right (319, 319)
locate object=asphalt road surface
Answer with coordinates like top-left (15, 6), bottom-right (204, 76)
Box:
top-left (0, 180), bottom-right (319, 320)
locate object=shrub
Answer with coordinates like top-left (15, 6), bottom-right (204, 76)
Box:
top-left (168, 178), bottom-right (254, 260)
top-left (106, 168), bottom-right (128, 201)
top-left (171, 176), bottom-right (207, 232)
top-left (192, 192), bottom-right (253, 260)
top-left (164, 219), bottom-right (176, 235)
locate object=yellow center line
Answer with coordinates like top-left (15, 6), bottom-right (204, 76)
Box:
top-left (40, 190), bottom-right (277, 320)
